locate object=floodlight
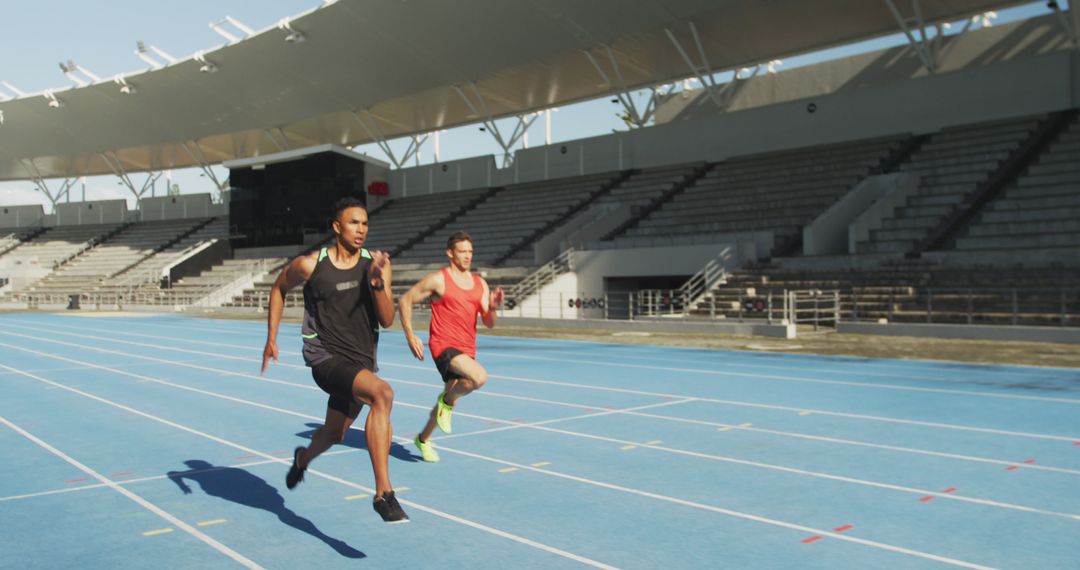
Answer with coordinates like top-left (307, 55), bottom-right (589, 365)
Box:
top-left (195, 52), bottom-right (218, 74)
top-left (278, 19), bottom-right (306, 43)
top-left (135, 41), bottom-right (177, 70)
top-left (114, 75), bottom-right (136, 95)
top-left (44, 91), bottom-right (62, 109)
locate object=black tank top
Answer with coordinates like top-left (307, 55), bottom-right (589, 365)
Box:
top-left (301, 247), bottom-right (379, 368)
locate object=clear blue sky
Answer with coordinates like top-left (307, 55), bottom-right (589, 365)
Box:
top-left (0, 1), bottom-right (1058, 211)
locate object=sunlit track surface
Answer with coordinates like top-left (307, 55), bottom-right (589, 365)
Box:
top-left (1, 313), bottom-right (1078, 569)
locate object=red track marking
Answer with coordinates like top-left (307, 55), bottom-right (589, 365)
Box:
top-left (1023, 459), bottom-right (1036, 464)
top-left (1005, 466), bottom-right (1019, 471)
top-left (834, 525), bottom-right (854, 533)
top-left (1073, 442), bottom-right (1080, 446)
top-left (943, 487), bottom-right (958, 494)
top-left (235, 455), bottom-right (256, 460)
top-left (65, 477), bottom-right (89, 484)
top-left (919, 496), bottom-right (934, 502)
top-left (111, 472), bottom-right (133, 478)
top-left (271, 450), bottom-right (290, 456)
top-left (801, 536), bottom-right (823, 544)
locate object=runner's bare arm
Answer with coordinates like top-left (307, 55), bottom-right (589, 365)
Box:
top-left (397, 271), bottom-right (444, 360)
top-left (262, 253), bottom-right (316, 374)
top-left (480, 279), bottom-right (503, 329)
top-left (368, 250), bottom-right (395, 328)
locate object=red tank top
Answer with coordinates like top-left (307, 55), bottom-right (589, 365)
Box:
top-left (429, 267), bottom-right (483, 359)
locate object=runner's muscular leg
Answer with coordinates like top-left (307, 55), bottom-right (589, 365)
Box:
top-left (351, 369), bottom-right (395, 495)
top-left (443, 354), bottom-right (488, 405)
top-left (299, 405), bottom-right (357, 469)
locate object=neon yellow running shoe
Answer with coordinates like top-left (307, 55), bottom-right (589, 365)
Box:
top-left (436, 393), bottom-right (454, 434)
top-left (414, 435), bottom-right (440, 463)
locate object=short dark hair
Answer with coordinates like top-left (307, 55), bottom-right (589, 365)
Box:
top-left (446, 231), bottom-right (472, 250)
top-left (331, 196), bottom-right (366, 221)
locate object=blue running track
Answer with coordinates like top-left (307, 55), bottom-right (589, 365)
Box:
top-left (1, 313), bottom-right (1078, 569)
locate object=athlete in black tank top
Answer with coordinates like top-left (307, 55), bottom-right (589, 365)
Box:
top-left (261, 197), bottom-right (409, 524)
top-left (301, 246), bottom-right (379, 369)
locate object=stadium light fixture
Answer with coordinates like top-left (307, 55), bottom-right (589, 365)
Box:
top-left (43, 90), bottom-right (63, 109)
top-left (59, 60), bottom-right (101, 88)
top-left (278, 18), bottom-right (306, 43)
top-left (135, 41), bottom-right (177, 70)
top-left (195, 52), bottom-right (218, 74)
top-left (114, 75), bottom-right (136, 95)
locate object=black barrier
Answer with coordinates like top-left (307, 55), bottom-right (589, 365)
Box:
top-left (67, 294), bottom-right (80, 310)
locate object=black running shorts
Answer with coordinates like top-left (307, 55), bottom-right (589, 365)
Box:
top-left (434, 347), bottom-right (467, 383)
top-left (310, 356), bottom-right (369, 418)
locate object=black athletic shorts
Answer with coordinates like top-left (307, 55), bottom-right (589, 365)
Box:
top-left (310, 355), bottom-right (370, 418)
top-left (434, 347), bottom-right (467, 383)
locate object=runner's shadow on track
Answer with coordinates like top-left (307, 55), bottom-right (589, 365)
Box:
top-left (167, 460), bottom-right (365, 559)
top-left (297, 423), bottom-right (420, 463)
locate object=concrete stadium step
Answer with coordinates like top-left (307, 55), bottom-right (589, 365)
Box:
top-left (954, 232), bottom-right (1080, 250)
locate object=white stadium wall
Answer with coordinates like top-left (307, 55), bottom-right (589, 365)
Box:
top-left (138, 194), bottom-right (225, 221)
top-left (0, 205), bottom-right (45, 229)
top-left (51, 199), bottom-right (128, 226)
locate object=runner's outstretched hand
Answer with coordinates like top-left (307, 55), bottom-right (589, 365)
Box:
top-left (261, 339), bottom-right (278, 374)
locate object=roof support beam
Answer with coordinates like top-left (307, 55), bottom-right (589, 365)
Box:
top-left (583, 46), bottom-right (672, 128)
top-left (883, 0), bottom-right (939, 73)
top-left (664, 22), bottom-right (727, 109)
top-left (350, 110), bottom-right (428, 169)
top-left (20, 159), bottom-right (78, 209)
top-left (453, 83), bottom-right (536, 168)
top-left (181, 141), bottom-right (228, 199)
top-left (100, 151), bottom-right (161, 200)
top-left (1049, 0), bottom-right (1079, 48)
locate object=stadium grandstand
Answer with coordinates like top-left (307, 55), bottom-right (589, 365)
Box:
top-left (0, 0), bottom-right (1077, 344)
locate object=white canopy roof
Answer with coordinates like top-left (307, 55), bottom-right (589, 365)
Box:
top-left (0, 0), bottom-right (1025, 181)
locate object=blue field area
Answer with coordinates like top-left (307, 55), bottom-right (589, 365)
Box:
top-left (1, 313), bottom-right (1078, 569)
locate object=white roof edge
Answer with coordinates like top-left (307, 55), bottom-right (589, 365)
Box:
top-left (222, 143), bottom-right (390, 170)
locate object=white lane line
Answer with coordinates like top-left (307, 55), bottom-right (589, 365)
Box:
top-left (0, 361), bottom-right (993, 569)
top-left (48, 315), bottom-right (1076, 380)
top-left (0, 449), bottom-right (359, 504)
top-left (17, 320), bottom-right (1078, 404)
top-left (477, 351), bottom-right (1080, 404)
top-left (384, 375), bottom-right (1080, 476)
top-left (0, 363), bottom-right (618, 570)
top-left (0, 414), bottom-right (263, 569)
top-left (1, 326), bottom-right (1075, 443)
top-left (4, 342), bottom-right (1077, 523)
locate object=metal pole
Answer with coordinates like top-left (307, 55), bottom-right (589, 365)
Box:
top-left (538, 290), bottom-right (543, 319)
top-left (1011, 288), bottom-right (1018, 326)
top-left (559, 292), bottom-right (564, 319)
top-left (889, 289), bottom-right (895, 322)
top-left (926, 288), bottom-right (932, 324)
top-left (833, 291), bottom-right (840, 325)
top-left (629, 292), bottom-right (635, 321)
top-left (972, 289), bottom-right (980, 326)
top-left (603, 292), bottom-right (608, 320)
top-left (711, 294), bottom-right (716, 319)
top-left (767, 291), bottom-right (773, 324)
top-left (813, 292), bottom-right (819, 331)
top-left (737, 290), bottom-right (743, 322)
top-left (853, 287), bottom-right (859, 321)
top-left (1061, 288), bottom-right (1067, 327)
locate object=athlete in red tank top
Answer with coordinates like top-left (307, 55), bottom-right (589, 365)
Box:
top-left (428, 266), bottom-right (483, 359)
top-left (398, 231), bottom-right (504, 463)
